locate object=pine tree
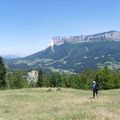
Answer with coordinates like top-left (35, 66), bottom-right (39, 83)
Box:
top-left (0, 57), bottom-right (6, 88)
top-left (37, 70), bottom-right (43, 87)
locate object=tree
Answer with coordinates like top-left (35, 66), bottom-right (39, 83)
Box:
top-left (37, 70), bottom-right (43, 87)
top-left (49, 72), bottom-right (62, 87)
top-left (0, 57), bottom-right (6, 88)
top-left (79, 68), bottom-right (95, 89)
top-left (7, 70), bottom-right (28, 89)
top-left (95, 66), bottom-right (112, 89)
top-left (61, 75), bottom-right (72, 88)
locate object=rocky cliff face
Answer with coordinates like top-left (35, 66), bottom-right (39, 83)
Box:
top-left (52, 31), bottom-right (120, 45)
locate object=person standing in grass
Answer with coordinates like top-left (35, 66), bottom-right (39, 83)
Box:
top-left (92, 81), bottom-right (99, 98)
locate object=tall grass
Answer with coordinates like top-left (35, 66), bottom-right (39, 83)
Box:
top-left (0, 88), bottom-right (120, 120)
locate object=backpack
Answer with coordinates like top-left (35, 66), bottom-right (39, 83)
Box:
top-left (95, 83), bottom-right (99, 90)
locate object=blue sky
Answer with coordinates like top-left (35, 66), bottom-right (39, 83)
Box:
top-left (0, 0), bottom-right (120, 56)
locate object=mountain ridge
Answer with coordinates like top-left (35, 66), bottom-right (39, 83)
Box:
top-left (52, 30), bottom-right (120, 45)
top-left (4, 30), bottom-right (120, 73)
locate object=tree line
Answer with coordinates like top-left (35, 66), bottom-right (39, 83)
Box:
top-left (0, 56), bottom-right (120, 90)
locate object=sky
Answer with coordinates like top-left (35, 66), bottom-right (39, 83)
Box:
top-left (0, 0), bottom-right (120, 57)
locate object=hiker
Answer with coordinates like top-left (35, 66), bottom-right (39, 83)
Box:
top-left (92, 81), bottom-right (99, 98)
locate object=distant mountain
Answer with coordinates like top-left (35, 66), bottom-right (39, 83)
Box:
top-left (5, 31), bottom-right (120, 73)
top-left (3, 55), bottom-right (20, 59)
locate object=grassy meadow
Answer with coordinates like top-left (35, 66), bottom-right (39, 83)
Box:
top-left (0, 88), bottom-right (120, 120)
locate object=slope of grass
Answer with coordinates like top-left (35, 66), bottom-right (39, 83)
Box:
top-left (0, 88), bottom-right (120, 120)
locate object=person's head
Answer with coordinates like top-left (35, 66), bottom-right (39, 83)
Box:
top-left (93, 81), bottom-right (96, 84)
